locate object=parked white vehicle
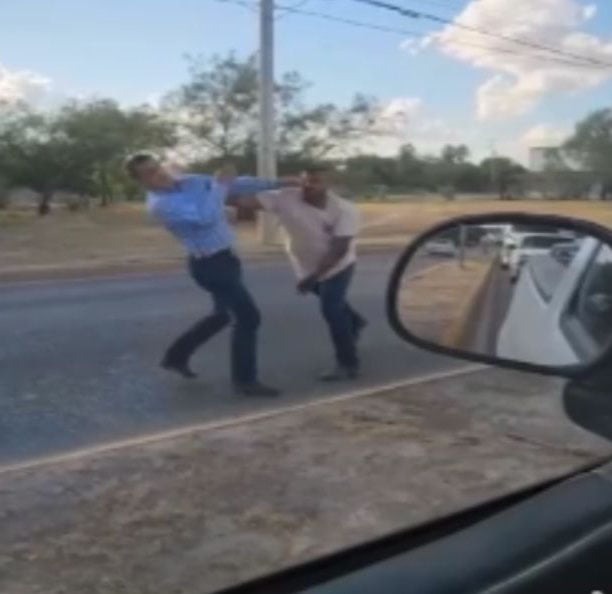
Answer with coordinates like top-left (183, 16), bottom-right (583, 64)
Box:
top-left (480, 224), bottom-right (511, 247)
top-left (507, 233), bottom-right (571, 282)
top-left (497, 238), bottom-right (612, 366)
top-left (499, 226), bottom-right (573, 270)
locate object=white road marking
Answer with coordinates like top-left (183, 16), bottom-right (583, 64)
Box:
top-left (0, 365), bottom-right (486, 476)
top-left (405, 261), bottom-right (449, 281)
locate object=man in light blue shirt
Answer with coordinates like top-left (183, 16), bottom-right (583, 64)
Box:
top-left (126, 152), bottom-right (296, 397)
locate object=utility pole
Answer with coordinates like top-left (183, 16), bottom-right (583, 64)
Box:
top-left (258, 0), bottom-right (279, 245)
top-left (488, 140), bottom-right (498, 198)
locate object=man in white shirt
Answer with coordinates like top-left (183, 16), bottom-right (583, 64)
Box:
top-left (254, 166), bottom-right (366, 381)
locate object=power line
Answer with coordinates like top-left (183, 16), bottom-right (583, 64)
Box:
top-left (218, 0), bottom-right (423, 34)
top-left (216, 0), bottom-right (612, 69)
top-left (407, 0), bottom-right (458, 11)
top-left (276, 0), bottom-right (310, 20)
top-left (279, 0), bottom-right (310, 10)
top-left (351, 0), bottom-right (612, 69)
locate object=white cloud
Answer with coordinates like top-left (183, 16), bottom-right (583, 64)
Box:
top-left (0, 62), bottom-right (51, 106)
top-left (373, 97), bottom-right (423, 136)
top-left (582, 4), bottom-right (597, 20)
top-left (421, 0), bottom-right (612, 120)
top-left (352, 96), bottom-right (469, 156)
top-left (521, 123), bottom-right (571, 147)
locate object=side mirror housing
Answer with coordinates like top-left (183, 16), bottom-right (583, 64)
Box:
top-left (386, 213), bottom-right (612, 379)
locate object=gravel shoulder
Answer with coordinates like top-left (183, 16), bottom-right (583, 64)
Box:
top-left (0, 368), bottom-right (609, 594)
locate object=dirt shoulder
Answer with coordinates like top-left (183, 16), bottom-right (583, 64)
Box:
top-left (0, 368), bottom-right (609, 594)
top-left (0, 208), bottom-right (403, 283)
top-left (3, 198), bottom-right (611, 283)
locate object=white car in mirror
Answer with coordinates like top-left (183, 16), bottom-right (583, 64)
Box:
top-left (507, 233), bottom-right (573, 283)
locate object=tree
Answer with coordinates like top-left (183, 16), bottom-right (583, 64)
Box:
top-left (565, 108), bottom-right (612, 199)
top-left (441, 144), bottom-right (469, 165)
top-left (0, 107), bottom-right (91, 214)
top-left (0, 174), bottom-right (9, 209)
top-left (55, 100), bottom-right (177, 205)
top-left (0, 100), bottom-right (176, 212)
top-left (342, 155), bottom-right (399, 194)
top-left (434, 144), bottom-right (472, 197)
top-left (480, 157), bottom-right (526, 199)
top-left (453, 163), bottom-right (488, 193)
top-left (165, 54), bottom-right (265, 160)
top-left (166, 53), bottom-right (380, 165)
top-left (279, 94), bottom-right (381, 161)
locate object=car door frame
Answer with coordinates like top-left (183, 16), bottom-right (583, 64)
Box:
top-left (496, 237), bottom-right (600, 366)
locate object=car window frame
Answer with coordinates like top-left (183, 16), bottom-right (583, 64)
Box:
top-left (561, 243), bottom-right (612, 360)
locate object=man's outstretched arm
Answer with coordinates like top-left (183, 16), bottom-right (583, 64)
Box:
top-left (225, 176), bottom-right (301, 197)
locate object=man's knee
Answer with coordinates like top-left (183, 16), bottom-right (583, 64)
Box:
top-left (236, 303), bottom-right (261, 331)
top-left (211, 309), bottom-right (232, 329)
top-left (320, 296), bottom-right (343, 322)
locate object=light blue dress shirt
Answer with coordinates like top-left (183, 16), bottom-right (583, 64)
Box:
top-left (147, 174), bottom-right (278, 256)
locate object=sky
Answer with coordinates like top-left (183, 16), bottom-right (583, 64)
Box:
top-left (1, 0), bottom-right (611, 163)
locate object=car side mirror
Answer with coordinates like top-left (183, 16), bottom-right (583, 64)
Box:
top-left (386, 213), bottom-right (612, 378)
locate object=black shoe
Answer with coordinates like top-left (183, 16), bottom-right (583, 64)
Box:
top-left (319, 366), bottom-right (360, 382)
top-left (160, 358), bottom-right (198, 379)
top-left (235, 382), bottom-right (281, 397)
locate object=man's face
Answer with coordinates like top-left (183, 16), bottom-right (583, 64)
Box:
top-left (133, 159), bottom-right (175, 191)
top-left (302, 171), bottom-right (328, 200)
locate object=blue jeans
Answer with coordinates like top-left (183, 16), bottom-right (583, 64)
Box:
top-left (313, 265), bottom-right (362, 369)
top-left (165, 250), bottom-right (260, 384)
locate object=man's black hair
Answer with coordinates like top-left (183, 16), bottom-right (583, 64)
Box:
top-left (124, 152), bottom-right (158, 178)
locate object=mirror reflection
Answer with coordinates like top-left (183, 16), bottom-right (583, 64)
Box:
top-left (398, 221), bottom-right (612, 369)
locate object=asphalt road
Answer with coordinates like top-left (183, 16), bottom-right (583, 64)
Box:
top-left (0, 251), bottom-right (460, 464)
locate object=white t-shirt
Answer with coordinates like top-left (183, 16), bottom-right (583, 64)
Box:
top-left (258, 188), bottom-right (360, 280)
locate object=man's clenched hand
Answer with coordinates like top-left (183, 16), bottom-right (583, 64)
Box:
top-left (297, 275), bottom-right (318, 294)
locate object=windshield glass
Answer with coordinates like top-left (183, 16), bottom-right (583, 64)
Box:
top-left (522, 236), bottom-right (567, 248)
top-left (512, 224), bottom-right (558, 233)
top-left (1, 4), bottom-right (611, 592)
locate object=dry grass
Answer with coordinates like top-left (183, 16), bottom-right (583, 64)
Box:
top-left (400, 259), bottom-right (491, 345)
top-left (359, 198), bottom-right (612, 238)
top-left (0, 203), bottom-right (278, 278)
top-left (1, 198), bottom-right (611, 279)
